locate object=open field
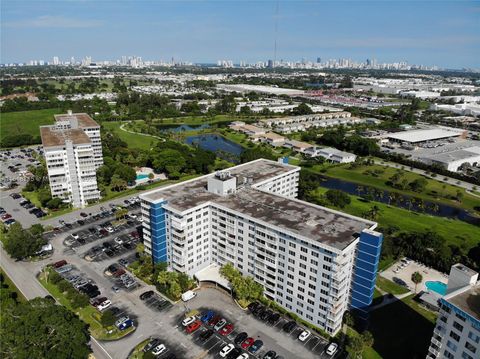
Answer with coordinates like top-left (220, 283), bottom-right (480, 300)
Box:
top-left (376, 277), bottom-right (409, 295)
top-left (312, 187), bottom-right (480, 249)
top-left (313, 162), bottom-right (480, 212)
top-left (102, 121), bottom-right (160, 150)
top-left (0, 108), bottom-right (61, 141)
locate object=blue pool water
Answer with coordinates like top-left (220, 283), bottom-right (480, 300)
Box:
top-left (136, 173), bottom-right (149, 180)
top-left (425, 281), bottom-right (447, 296)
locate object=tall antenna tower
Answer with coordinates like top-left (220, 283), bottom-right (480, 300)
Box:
top-left (273, 0), bottom-right (279, 70)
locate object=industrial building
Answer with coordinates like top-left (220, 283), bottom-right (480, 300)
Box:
top-left (40, 111), bottom-right (103, 207)
top-left (420, 146), bottom-right (480, 172)
top-left (140, 159), bottom-right (383, 335)
top-left (386, 128), bottom-right (467, 144)
top-left (305, 147), bottom-right (357, 163)
top-left (217, 84), bottom-right (305, 96)
top-left (426, 264), bottom-right (479, 359)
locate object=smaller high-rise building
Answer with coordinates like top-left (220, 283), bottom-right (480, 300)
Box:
top-left (426, 264), bottom-right (479, 359)
top-left (40, 111), bottom-right (103, 208)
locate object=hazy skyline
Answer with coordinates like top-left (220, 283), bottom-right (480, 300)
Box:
top-left (1, 0), bottom-right (479, 68)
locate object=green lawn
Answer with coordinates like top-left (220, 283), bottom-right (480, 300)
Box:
top-left (312, 187), bottom-right (480, 249)
top-left (317, 162), bottom-right (480, 212)
top-left (102, 121), bottom-right (160, 150)
top-left (0, 108), bottom-right (61, 142)
top-left (376, 277), bottom-right (409, 295)
top-left (368, 297), bottom-right (435, 359)
top-left (128, 339), bottom-right (150, 359)
top-left (38, 268), bottom-right (135, 340)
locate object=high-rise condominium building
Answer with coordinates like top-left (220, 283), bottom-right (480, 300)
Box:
top-left (40, 111), bottom-right (103, 208)
top-left (427, 264), bottom-right (479, 359)
top-left (140, 159), bottom-right (383, 335)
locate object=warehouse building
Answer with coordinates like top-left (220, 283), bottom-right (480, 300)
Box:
top-left (386, 127), bottom-right (467, 144)
top-left (140, 159), bottom-right (383, 335)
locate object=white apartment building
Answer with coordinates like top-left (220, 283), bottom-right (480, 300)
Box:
top-left (140, 159), bottom-right (383, 335)
top-left (40, 111), bottom-right (103, 208)
top-left (427, 264), bottom-right (479, 359)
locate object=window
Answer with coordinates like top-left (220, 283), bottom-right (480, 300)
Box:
top-left (465, 342), bottom-right (476, 353)
top-left (446, 341), bottom-right (457, 352)
top-left (453, 321), bottom-right (464, 332)
top-left (449, 331), bottom-right (461, 342)
top-left (468, 331), bottom-right (480, 344)
top-left (461, 352), bottom-right (473, 359)
top-left (455, 313), bottom-right (466, 321)
top-left (443, 350), bottom-right (454, 359)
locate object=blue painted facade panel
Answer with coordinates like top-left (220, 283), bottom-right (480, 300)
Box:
top-left (350, 231), bottom-right (383, 313)
top-left (149, 201), bottom-right (168, 264)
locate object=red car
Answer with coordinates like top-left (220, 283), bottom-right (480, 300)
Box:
top-left (208, 315), bottom-right (221, 327)
top-left (1, 214), bottom-right (12, 221)
top-left (219, 323), bottom-right (234, 336)
top-left (185, 320), bottom-right (202, 334)
top-left (52, 260), bottom-right (67, 269)
top-left (241, 337), bottom-right (255, 349)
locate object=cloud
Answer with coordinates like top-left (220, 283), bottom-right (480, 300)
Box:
top-left (4, 15), bottom-right (103, 28)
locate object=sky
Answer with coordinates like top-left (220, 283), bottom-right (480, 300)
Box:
top-left (1, 0), bottom-right (479, 68)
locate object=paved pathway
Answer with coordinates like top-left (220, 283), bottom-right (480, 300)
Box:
top-left (119, 122), bottom-right (165, 141)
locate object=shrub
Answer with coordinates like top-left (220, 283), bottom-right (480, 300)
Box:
top-left (57, 280), bottom-right (71, 293)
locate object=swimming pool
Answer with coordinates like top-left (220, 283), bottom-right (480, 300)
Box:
top-left (425, 281), bottom-right (447, 296)
top-left (136, 173), bottom-right (149, 180)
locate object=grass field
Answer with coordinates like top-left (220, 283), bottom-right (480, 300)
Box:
top-left (312, 187), bottom-right (480, 249)
top-left (0, 108), bottom-right (61, 141)
top-left (376, 277), bottom-right (409, 295)
top-left (313, 162), bottom-right (480, 212)
top-left (102, 121), bottom-right (160, 150)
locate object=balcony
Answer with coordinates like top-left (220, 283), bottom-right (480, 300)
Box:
top-left (431, 338), bottom-right (442, 348)
top-left (171, 218), bottom-right (186, 230)
top-left (428, 346), bottom-right (439, 357)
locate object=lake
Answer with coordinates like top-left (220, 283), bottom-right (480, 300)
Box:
top-left (156, 124), bottom-right (210, 133)
top-left (185, 134), bottom-right (244, 162)
top-left (315, 174), bottom-right (480, 225)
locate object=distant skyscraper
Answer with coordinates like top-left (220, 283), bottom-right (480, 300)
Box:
top-left (53, 56), bottom-right (59, 65)
top-left (317, 57), bottom-right (321, 63)
top-left (267, 59), bottom-right (274, 68)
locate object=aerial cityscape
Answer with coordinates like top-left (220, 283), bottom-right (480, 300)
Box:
top-left (0, 1), bottom-right (479, 359)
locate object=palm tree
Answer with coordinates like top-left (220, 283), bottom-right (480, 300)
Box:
top-left (411, 271), bottom-right (423, 293)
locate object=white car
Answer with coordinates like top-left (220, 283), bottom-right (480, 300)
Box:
top-left (128, 213), bottom-right (137, 219)
top-left (326, 343), bottom-right (338, 356)
top-left (182, 316), bottom-right (196, 326)
top-left (219, 344), bottom-right (235, 358)
top-left (97, 300), bottom-right (111, 311)
top-left (214, 318), bottom-right (227, 331)
top-left (106, 226), bottom-right (114, 233)
top-left (71, 233), bottom-right (79, 240)
top-left (236, 354), bottom-right (249, 359)
top-left (114, 237), bottom-right (123, 245)
top-left (298, 330), bottom-right (311, 342)
top-left (151, 344), bottom-right (166, 356)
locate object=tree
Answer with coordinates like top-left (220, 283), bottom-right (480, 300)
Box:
top-left (152, 149), bottom-right (187, 178)
top-left (292, 103), bottom-right (313, 116)
top-left (110, 174), bottom-right (127, 192)
top-left (101, 310), bottom-right (116, 327)
top-left (343, 312), bottom-right (355, 327)
top-left (115, 208), bottom-right (128, 220)
top-left (0, 298), bottom-right (91, 358)
top-left (362, 331), bottom-right (374, 350)
top-left (411, 271), bottom-right (423, 293)
top-left (409, 178), bottom-right (428, 193)
top-left (347, 335), bottom-right (364, 358)
top-left (3, 223), bottom-right (46, 260)
top-left (113, 164), bottom-right (136, 183)
top-left (325, 189), bottom-right (351, 209)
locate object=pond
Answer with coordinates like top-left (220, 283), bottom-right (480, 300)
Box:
top-left (156, 123), bottom-right (211, 133)
top-left (185, 134), bottom-right (244, 162)
top-left (315, 174), bottom-right (480, 225)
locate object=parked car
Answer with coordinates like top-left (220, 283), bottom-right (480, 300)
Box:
top-left (118, 319), bottom-right (133, 331)
top-left (241, 337), bottom-right (255, 350)
top-left (282, 321), bottom-right (296, 332)
top-left (263, 351), bottom-right (277, 359)
top-left (219, 344), bottom-right (235, 358)
top-left (234, 332), bottom-right (248, 345)
top-left (326, 343), bottom-right (338, 356)
top-left (267, 313), bottom-right (280, 325)
top-left (143, 338), bottom-right (161, 352)
top-left (182, 316), bottom-right (196, 327)
top-left (53, 260), bottom-right (67, 268)
top-left (208, 315), bottom-right (222, 327)
top-left (214, 318), bottom-right (227, 331)
top-left (219, 323), bottom-right (234, 336)
top-left (298, 330), bottom-right (311, 342)
top-left (249, 340), bottom-right (263, 353)
top-left (226, 348), bottom-right (242, 359)
top-left (80, 212), bottom-right (88, 217)
top-left (181, 290), bottom-right (196, 302)
top-left (200, 310), bottom-right (215, 323)
top-left (115, 316), bottom-right (130, 327)
top-left (199, 329), bottom-right (214, 341)
top-left (140, 290), bottom-right (154, 300)
top-left (152, 344), bottom-right (167, 356)
top-left (97, 300), bottom-right (112, 311)
top-left (237, 354), bottom-right (249, 359)
top-left (90, 297), bottom-right (107, 307)
top-left (185, 320), bottom-right (202, 334)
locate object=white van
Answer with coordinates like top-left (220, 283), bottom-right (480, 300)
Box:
top-left (181, 290), bottom-right (197, 302)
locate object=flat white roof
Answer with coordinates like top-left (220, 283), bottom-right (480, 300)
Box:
top-left (194, 263), bottom-right (231, 289)
top-left (387, 128), bottom-right (463, 143)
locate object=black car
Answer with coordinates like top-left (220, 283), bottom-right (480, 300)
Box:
top-left (260, 309), bottom-right (272, 321)
top-left (80, 212), bottom-right (88, 217)
top-left (226, 348), bottom-right (242, 359)
top-left (282, 320), bottom-right (297, 332)
top-left (140, 290), bottom-right (154, 300)
top-left (25, 203), bottom-right (35, 209)
top-left (88, 227), bottom-right (96, 234)
top-left (28, 207), bottom-right (39, 214)
top-left (248, 302), bottom-right (259, 313)
top-left (105, 250), bottom-right (115, 257)
top-left (254, 307), bottom-right (266, 319)
top-left (234, 332), bottom-right (248, 345)
top-left (107, 306), bottom-right (121, 316)
top-left (267, 312), bottom-right (280, 325)
top-left (77, 219), bottom-right (85, 226)
top-left (199, 329), bottom-right (214, 341)
top-left (143, 338), bottom-right (161, 352)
